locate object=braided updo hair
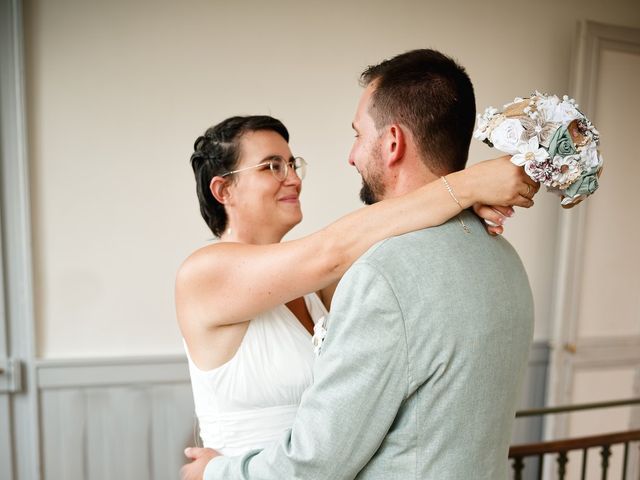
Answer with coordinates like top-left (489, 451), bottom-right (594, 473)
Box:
top-left (190, 115), bottom-right (290, 237)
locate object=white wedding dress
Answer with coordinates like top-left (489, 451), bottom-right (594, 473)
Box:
top-left (185, 293), bottom-right (328, 455)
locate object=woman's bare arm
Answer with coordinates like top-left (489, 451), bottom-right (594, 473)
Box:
top-left (176, 156), bottom-right (535, 333)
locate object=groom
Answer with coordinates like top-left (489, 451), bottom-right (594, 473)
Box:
top-left (182, 49), bottom-right (535, 479)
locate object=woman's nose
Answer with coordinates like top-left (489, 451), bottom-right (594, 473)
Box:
top-left (284, 167), bottom-right (302, 185)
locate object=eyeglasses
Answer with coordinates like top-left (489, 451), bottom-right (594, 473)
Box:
top-left (221, 156), bottom-right (307, 182)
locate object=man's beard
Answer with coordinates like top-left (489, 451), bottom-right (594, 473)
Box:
top-left (359, 148), bottom-right (385, 205)
top-left (359, 168), bottom-right (385, 205)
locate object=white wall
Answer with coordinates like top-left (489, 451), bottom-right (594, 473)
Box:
top-left (23, 0), bottom-right (640, 358)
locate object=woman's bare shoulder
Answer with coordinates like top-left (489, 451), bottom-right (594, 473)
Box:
top-left (176, 242), bottom-right (240, 286)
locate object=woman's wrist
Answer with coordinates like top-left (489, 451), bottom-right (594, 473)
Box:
top-left (442, 170), bottom-right (475, 209)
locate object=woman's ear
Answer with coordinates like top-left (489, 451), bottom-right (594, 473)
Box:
top-left (210, 176), bottom-right (230, 204)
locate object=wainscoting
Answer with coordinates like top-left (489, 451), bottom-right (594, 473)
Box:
top-left (34, 342), bottom-right (549, 479)
top-left (36, 356), bottom-right (195, 480)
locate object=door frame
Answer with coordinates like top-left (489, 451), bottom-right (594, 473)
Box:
top-left (0, 0), bottom-right (41, 478)
top-left (545, 17), bottom-right (640, 446)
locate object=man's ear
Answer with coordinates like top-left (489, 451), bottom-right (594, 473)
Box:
top-left (383, 124), bottom-right (406, 167)
top-left (210, 176), bottom-right (231, 204)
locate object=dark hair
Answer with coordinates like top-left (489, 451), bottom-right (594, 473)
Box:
top-left (360, 49), bottom-right (475, 174)
top-left (190, 115), bottom-right (289, 237)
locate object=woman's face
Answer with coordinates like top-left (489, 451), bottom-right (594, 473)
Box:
top-left (225, 130), bottom-right (303, 241)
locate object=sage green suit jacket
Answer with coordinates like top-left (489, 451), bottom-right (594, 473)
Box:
top-left (205, 211), bottom-right (534, 479)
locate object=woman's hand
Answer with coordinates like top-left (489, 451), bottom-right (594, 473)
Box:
top-left (471, 155), bottom-right (541, 235)
top-left (472, 204), bottom-right (513, 236)
top-left (458, 155), bottom-right (540, 208)
top-left (446, 155), bottom-right (540, 235)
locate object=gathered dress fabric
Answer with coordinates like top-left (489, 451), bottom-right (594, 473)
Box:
top-left (185, 293), bottom-right (328, 456)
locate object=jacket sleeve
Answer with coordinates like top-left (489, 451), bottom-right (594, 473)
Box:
top-left (204, 261), bottom-right (409, 480)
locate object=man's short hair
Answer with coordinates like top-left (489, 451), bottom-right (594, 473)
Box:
top-left (360, 49), bottom-right (476, 175)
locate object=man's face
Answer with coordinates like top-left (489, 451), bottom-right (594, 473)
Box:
top-left (348, 83), bottom-right (386, 205)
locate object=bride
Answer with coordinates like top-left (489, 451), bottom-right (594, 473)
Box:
top-left (176, 114), bottom-right (535, 455)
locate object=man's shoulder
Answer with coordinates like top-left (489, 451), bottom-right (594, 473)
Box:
top-left (352, 211), bottom-right (521, 278)
top-left (356, 212), bottom-right (488, 260)
top-left (347, 225), bottom-right (448, 284)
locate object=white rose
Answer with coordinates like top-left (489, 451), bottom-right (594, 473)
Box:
top-left (580, 142), bottom-right (601, 170)
top-left (550, 101), bottom-right (583, 123)
top-left (489, 118), bottom-right (525, 155)
top-left (536, 95), bottom-right (560, 120)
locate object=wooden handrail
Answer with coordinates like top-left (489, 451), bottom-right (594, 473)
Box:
top-left (509, 429), bottom-right (640, 457)
top-left (515, 397), bottom-right (640, 418)
top-left (509, 401), bottom-right (640, 478)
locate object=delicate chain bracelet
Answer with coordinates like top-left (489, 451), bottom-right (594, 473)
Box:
top-left (441, 176), bottom-right (471, 234)
top-left (441, 176), bottom-right (463, 209)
